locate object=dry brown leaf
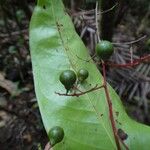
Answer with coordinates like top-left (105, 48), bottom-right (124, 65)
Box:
top-left (0, 72), bottom-right (19, 96)
top-left (22, 133), bottom-right (32, 143)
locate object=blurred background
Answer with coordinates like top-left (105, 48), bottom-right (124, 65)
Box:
top-left (0, 0), bottom-right (150, 149)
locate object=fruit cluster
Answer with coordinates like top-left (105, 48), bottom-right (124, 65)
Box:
top-left (59, 69), bottom-right (89, 93)
top-left (59, 40), bottom-right (114, 93)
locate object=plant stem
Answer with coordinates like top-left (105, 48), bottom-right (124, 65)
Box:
top-left (113, 35), bottom-right (146, 45)
top-left (102, 61), bottom-right (121, 150)
top-left (95, 1), bottom-right (100, 42)
top-left (102, 61), bottom-right (129, 150)
top-left (55, 84), bottom-right (104, 97)
top-left (106, 54), bottom-right (150, 68)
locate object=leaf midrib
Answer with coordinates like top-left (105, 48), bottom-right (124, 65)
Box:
top-left (49, 0), bottom-right (115, 148)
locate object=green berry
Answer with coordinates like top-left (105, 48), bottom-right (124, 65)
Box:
top-left (48, 126), bottom-right (64, 146)
top-left (59, 70), bottom-right (76, 91)
top-left (77, 69), bottom-right (89, 82)
top-left (96, 40), bottom-right (114, 60)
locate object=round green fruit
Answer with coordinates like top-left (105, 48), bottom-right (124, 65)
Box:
top-left (77, 69), bottom-right (89, 82)
top-left (96, 40), bottom-right (114, 60)
top-left (59, 70), bottom-right (76, 91)
top-left (48, 126), bottom-right (64, 146)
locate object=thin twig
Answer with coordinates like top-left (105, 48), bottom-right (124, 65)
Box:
top-left (76, 53), bottom-right (96, 62)
top-left (113, 35), bottom-right (147, 45)
top-left (72, 3), bottom-right (118, 16)
top-left (101, 3), bottom-right (118, 14)
top-left (106, 54), bottom-right (150, 68)
top-left (95, 1), bottom-right (100, 42)
top-left (55, 85), bottom-right (104, 97)
top-left (130, 46), bottom-right (133, 63)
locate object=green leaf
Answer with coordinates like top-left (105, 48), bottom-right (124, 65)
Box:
top-left (29, 0), bottom-right (150, 149)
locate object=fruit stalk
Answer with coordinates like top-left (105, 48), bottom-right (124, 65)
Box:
top-left (55, 84), bottom-right (104, 97)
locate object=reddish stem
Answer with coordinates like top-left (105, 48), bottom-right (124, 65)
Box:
top-left (102, 62), bottom-right (121, 150)
top-left (102, 62), bottom-right (129, 150)
top-left (106, 55), bottom-right (150, 68)
top-left (55, 85), bottom-right (104, 97)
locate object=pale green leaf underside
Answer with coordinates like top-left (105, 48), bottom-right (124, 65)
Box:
top-left (29, 0), bottom-right (150, 149)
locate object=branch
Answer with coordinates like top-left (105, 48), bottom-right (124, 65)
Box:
top-left (55, 84), bottom-right (104, 97)
top-left (95, 1), bottom-right (100, 42)
top-left (101, 62), bottom-right (121, 150)
top-left (106, 55), bottom-right (150, 68)
top-left (113, 35), bottom-right (146, 45)
top-left (76, 53), bottom-right (96, 62)
top-left (101, 3), bottom-right (118, 14)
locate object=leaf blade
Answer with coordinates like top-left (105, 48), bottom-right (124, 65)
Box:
top-left (30, 0), bottom-right (150, 149)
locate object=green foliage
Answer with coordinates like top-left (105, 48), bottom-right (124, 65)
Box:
top-left (30, 0), bottom-right (150, 149)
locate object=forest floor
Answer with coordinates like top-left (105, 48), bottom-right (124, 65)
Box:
top-left (0, 2), bottom-right (150, 150)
